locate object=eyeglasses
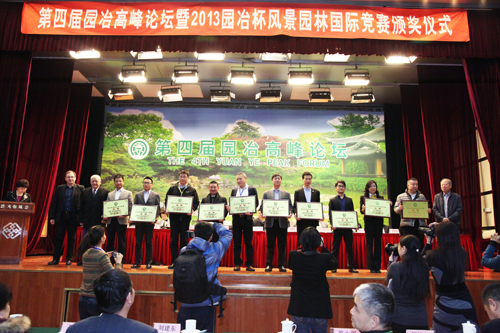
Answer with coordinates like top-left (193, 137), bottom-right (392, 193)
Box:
top-left (336, 184), bottom-right (345, 188)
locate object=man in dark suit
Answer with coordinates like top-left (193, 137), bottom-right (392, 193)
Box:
top-left (67, 269), bottom-right (157, 333)
top-left (329, 180), bottom-right (358, 273)
top-left (132, 177), bottom-right (161, 269)
top-left (260, 173), bottom-right (293, 273)
top-left (228, 172), bottom-right (258, 272)
top-left (294, 171), bottom-right (321, 248)
top-left (200, 180), bottom-right (228, 242)
top-left (432, 178), bottom-right (463, 230)
top-left (48, 170), bottom-right (84, 265)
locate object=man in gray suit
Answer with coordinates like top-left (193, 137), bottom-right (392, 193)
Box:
top-left (432, 178), bottom-right (463, 230)
top-left (260, 173), bottom-right (293, 272)
top-left (67, 269), bottom-right (157, 333)
top-left (131, 177), bottom-right (161, 269)
top-left (104, 174), bottom-right (133, 260)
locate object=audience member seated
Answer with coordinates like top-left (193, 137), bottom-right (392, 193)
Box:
top-left (67, 270), bottom-right (156, 333)
top-left (287, 227), bottom-right (336, 333)
top-left (385, 235), bottom-right (429, 333)
top-left (0, 283), bottom-right (31, 333)
top-left (350, 283), bottom-right (395, 333)
top-left (423, 221), bottom-right (479, 333)
top-left (481, 283), bottom-right (500, 333)
top-left (482, 233), bottom-right (500, 271)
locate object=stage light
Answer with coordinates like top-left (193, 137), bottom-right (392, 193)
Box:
top-left (351, 88), bottom-right (375, 103)
top-left (324, 53), bottom-right (350, 62)
top-left (385, 56), bottom-right (418, 64)
top-left (118, 65), bottom-right (147, 83)
top-left (343, 69), bottom-right (370, 86)
top-left (195, 52), bottom-right (225, 61)
top-left (288, 67), bottom-right (314, 85)
top-left (260, 53), bottom-right (290, 62)
top-left (172, 66), bottom-right (199, 84)
top-left (158, 85), bottom-right (182, 102)
top-left (210, 88), bottom-right (235, 102)
top-left (108, 85), bottom-right (133, 101)
top-left (309, 89), bottom-right (333, 103)
top-left (228, 68), bottom-right (256, 84)
top-left (131, 48), bottom-right (163, 60)
top-left (69, 50), bottom-right (100, 59)
top-left (255, 87), bottom-right (282, 102)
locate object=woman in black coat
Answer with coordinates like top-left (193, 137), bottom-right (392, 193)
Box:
top-left (3, 179), bottom-right (31, 202)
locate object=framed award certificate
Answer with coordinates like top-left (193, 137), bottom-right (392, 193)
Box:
top-left (401, 200), bottom-right (429, 219)
top-left (330, 211), bottom-right (358, 229)
top-left (296, 202), bottom-right (324, 220)
top-left (262, 199), bottom-right (290, 218)
top-left (103, 199), bottom-right (129, 218)
top-left (198, 203), bottom-right (225, 221)
top-left (364, 198), bottom-right (391, 218)
top-left (166, 195), bottom-right (193, 214)
top-left (229, 195), bottom-right (257, 215)
top-left (130, 205), bottom-right (158, 223)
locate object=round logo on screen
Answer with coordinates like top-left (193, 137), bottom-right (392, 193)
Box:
top-left (128, 139), bottom-right (150, 160)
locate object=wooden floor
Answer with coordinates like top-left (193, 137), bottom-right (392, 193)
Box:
top-left (0, 255), bottom-right (497, 332)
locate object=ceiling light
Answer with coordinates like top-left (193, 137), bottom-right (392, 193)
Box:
top-left (385, 56), bottom-right (418, 64)
top-left (343, 69), bottom-right (370, 86)
top-left (228, 68), bottom-right (256, 84)
top-left (260, 53), bottom-right (290, 62)
top-left (172, 66), bottom-right (198, 84)
top-left (118, 65), bottom-right (146, 83)
top-left (351, 88), bottom-right (375, 103)
top-left (158, 85), bottom-right (182, 102)
top-left (69, 50), bottom-right (100, 59)
top-left (309, 89), bottom-right (333, 103)
top-left (131, 48), bottom-right (163, 60)
top-left (108, 85), bottom-right (133, 101)
top-left (195, 52), bottom-right (225, 61)
top-left (210, 88), bottom-right (235, 102)
top-left (288, 67), bottom-right (314, 85)
top-left (324, 53), bottom-right (350, 62)
top-left (255, 87), bottom-right (282, 102)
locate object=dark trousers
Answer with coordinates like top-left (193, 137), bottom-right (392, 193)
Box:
top-left (296, 219), bottom-right (319, 249)
top-left (177, 306), bottom-right (216, 333)
top-left (53, 213), bottom-right (77, 261)
top-left (170, 214), bottom-right (191, 262)
top-left (400, 223), bottom-right (424, 250)
top-left (78, 295), bottom-right (100, 320)
top-left (134, 223), bottom-right (154, 264)
top-left (331, 228), bottom-right (355, 268)
top-left (365, 217), bottom-right (383, 270)
top-left (106, 218), bottom-right (127, 259)
top-left (266, 219), bottom-right (287, 267)
top-left (232, 215), bottom-right (254, 266)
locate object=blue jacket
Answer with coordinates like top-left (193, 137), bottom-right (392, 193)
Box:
top-left (179, 222), bottom-right (232, 307)
top-left (482, 241), bottom-right (500, 270)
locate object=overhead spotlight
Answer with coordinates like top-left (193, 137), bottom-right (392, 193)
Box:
top-left (255, 87), bottom-right (282, 103)
top-left (343, 69), bottom-right (370, 86)
top-left (228, 67), bottom-right (256, 84)
top-left (260, 53), bottom-right (290, 62)
top-left (118, 65), bottom-right (146, 83)
top-left (385, 56), bottom-right (418, 64)
top-left (158, 85), bottom-right (182, 102)
top-left (309, 88), bottom-right (333, 103)
top-left (195, 52), bottom-right (225, 61)
top-left (351, 88), bottom-right (375, 103)
top-left (69, 50), bottom-right (100, 59)
top-left (108, 85), bottom-right (133, 101)
top-left (288, 67), bottom-right (314, 85)
top-left (131, 47), bottom-right (163, 60)
top-left (172, 65), bottom-right (198, 84)
top-left (210, 88), bottom-right (235, 102)
top-left (324, 53), bottom-right (350, 62)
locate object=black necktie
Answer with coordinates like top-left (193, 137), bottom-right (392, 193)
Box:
top-left (93, 189), bottom-right (96, 197)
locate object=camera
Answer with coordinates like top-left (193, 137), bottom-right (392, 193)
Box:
top-left (385, 243), bottom-right (399, 257)
top-left (112, 251), bottom-right (118, 258)
top-left (418, 226), bottom-right (435, 238)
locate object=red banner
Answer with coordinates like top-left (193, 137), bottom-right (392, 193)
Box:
top-left (21, 2), bottom-right (469, 42)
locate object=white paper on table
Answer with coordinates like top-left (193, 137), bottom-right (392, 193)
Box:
top-left (59, 322), bottom-right (75, 333)
top-left (153, 323), bottom-right (181, 333)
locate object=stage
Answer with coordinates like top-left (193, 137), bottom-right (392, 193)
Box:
top-left (0, 255), bottom-right (496, 332)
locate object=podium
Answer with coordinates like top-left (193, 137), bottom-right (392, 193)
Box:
top-left (0, 201), bottom-right (35, 264)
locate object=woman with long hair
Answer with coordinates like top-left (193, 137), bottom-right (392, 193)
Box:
top-left (385, 235), bottom-right (430, 333)
top-left (74, 225), bottom-right (123, 320)
top-left (424, 221), bottom-right (479, 333)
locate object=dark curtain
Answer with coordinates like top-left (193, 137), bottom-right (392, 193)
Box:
top-left (417, 66), bottom-right (482, 261)
top-left (0, 52), bottom-right (32, 197)
top-left (14, 59), bottom-right (74, 254)
top-left (1, 3), bottom-right (500, 59)
top-left (463, 59), bottom-right (500, 233)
